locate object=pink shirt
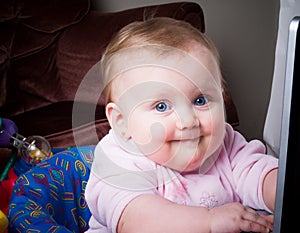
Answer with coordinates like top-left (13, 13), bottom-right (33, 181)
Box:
top-left (85, 123), bottom-right (278, 233)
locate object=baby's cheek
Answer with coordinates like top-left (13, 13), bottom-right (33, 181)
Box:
top-left (208, 105), bottom-right (225, 133)
top-left (211, 113), bottom-right (226, 148)
top-left (197, 113), bottom-right (213, 135)
top-left (200, 108), bottom-right (225, 147)
top-left (130, 121), bottom-right (167, 155)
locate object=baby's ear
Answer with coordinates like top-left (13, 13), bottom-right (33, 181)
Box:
top-left (106, 103), bottom-right (131, 140)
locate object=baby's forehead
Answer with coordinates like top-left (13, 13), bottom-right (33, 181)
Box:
top-left (104, 44), bottom-right (221, 89)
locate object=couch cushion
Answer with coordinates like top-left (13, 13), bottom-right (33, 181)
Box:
top-left (0, 0), bottom-right (90, 115)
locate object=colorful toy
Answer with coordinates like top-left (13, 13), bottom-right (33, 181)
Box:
top-left (0, 118), bottom-right (53, 167)
top-left (0, 117), bottom-right (53, 232)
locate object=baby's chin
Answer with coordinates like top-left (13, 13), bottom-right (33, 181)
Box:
top-left (181, 159), bottom-right (203, 173)
top-left (163, 154), bottom-right (204, 173)
top-left (181, 146), bottom-right (222, 174)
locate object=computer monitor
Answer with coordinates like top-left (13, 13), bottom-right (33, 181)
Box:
top-left (273, 16), bottom-right (300, 233)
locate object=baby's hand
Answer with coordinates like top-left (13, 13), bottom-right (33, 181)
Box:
top-left (208, 202), bottom-right (273, 233)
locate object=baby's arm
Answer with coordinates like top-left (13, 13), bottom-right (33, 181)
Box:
top-left (262, 168), bottom-right (278, 212)
top-left (117, 194), bottom-right (273, 233)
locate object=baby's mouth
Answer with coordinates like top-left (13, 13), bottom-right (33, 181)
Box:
top-left (171, 136), bottom-right (201, 144)
top-left (173, 128), bottom-right (201, 141)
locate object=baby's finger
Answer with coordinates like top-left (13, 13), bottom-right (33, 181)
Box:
top-left (240, 220), bottom-right (271, 233)
top-left (245, 208), bottom-right (273, 229)
top-left (241, 208), bottom-right (272, 232)
top-left (259, 214), bottom-right (274, 225)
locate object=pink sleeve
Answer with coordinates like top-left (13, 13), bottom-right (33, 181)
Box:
top-left (85, 173), bottom-right (148, 233)
top-left (85, 133), bottom-right (156, 232)
top-left (223, 124), bottom-right (278, 211)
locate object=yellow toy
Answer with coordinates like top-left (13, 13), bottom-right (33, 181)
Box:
top-left (0, 210), bottom-right (8, 233)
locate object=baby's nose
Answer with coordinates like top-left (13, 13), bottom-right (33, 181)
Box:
top-left (175, 107), bottom-right (199, 130)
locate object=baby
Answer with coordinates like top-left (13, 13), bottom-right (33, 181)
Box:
top-left (85, 17), bottom-right (278, 233)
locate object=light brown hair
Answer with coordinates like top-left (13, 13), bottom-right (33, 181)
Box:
top-left (101, 17), bottom-right (222, 104)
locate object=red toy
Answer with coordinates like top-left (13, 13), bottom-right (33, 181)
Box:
top-left (0, 168), bottom-right (17, 215)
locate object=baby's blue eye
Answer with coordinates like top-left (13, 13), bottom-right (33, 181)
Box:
top-left (194, 96), bottom-right (207, 106)
top-left (155, 102), bottom-right (169, 112)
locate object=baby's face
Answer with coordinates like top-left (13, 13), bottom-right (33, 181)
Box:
top-left (108, 45), bottom-right (225, 172)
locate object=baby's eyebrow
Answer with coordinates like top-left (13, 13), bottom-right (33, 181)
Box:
top-left (188, 86), bottom-right (204, 96)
